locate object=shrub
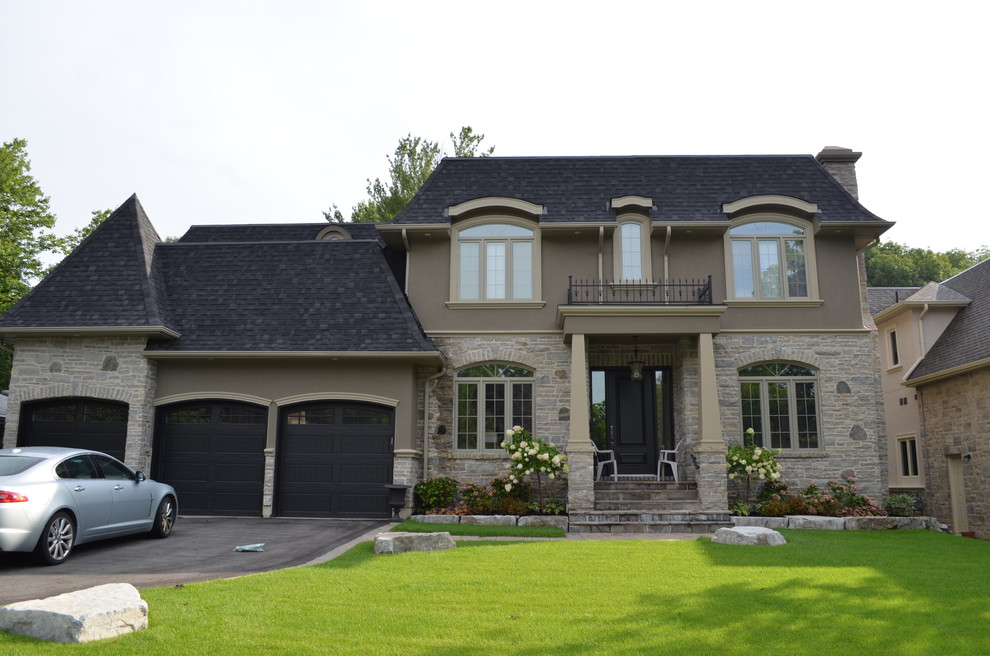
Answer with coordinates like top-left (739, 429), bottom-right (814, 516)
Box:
top-left (884, 493), bottom-right (919, 517)
top-left (497, 497), bottom-right (530, 516)
top-left (460, 483), bottom-right (495, 515)
top-left (726, 428), bottom-right (782, 505)
top-left (501, 426), bottom-right (569, 509)
top-left (755, 478), bottom-right (886, 517)
top-left (414, 476), bottom-right (459, 512)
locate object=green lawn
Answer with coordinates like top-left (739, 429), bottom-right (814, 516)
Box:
top-left (2, 530), bottom-right (987, 655)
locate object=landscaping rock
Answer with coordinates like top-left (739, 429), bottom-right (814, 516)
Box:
top-left (894, 516), bottom-right (941, 530)
top-left (409, 514), bottom-right (460, 524)
top-left (712, 527), bottom-right (787, 546)
top-left (374, 532), bottom-right (456, 555)
top-left (459, 515), bottom-right (517, 526)
top-left (786, 515), bottom-right (845, 530)
top-left (731, 516), bottom-right (788, 530)
top-left (518, 515), bottom-right (569, 530)
top-left (845, 516), bottom-right (898, 530)
top-left (0, 583), bottom-right (147, 644)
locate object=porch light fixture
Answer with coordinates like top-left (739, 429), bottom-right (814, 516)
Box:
top-left (629, 337), bottom-right (645, 382)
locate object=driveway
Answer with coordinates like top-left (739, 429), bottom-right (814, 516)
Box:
top-left (0, 517), bottom-right (388, 605)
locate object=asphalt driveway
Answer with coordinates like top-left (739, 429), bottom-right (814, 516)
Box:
top-left (0, 517), bottom-right (388, 605)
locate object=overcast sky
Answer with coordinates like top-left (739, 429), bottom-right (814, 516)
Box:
top-left (2, 1), bottom-right (987, 252)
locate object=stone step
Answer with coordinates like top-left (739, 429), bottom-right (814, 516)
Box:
top-left (568, 510), bottom-right (732, 535)
top-left (595, 481), bottom-right (695, 491)
top-left (593, 500), bottom-right (703, 512)
top-left (568, 520), bottom-right (731, 534)
top-left (594, 490), bottom-right (699, 502)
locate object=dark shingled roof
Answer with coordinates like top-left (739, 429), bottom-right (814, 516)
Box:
top-left (393, 155), bottom-right (888, 225)
top-left (179, 222), bottom-right (383, 244)
top-left (909, 259), bottom-right (990, 381)
top-left (0, 195), bottom-right (171, 330)
top-left (868, 287), bottom-right (921, 316)
top-left (146, 240), bottom-right (434, 353)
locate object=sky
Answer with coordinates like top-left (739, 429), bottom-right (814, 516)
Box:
top-left (2, 1), bottom-right (987, 252)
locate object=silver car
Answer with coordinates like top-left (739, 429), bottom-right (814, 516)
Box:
top-left (0, 447), bottom-right (177, 565)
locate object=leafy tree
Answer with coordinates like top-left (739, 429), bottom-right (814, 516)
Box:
top-left (865, 242), bottom-right (989, 287)
top-left (325, 126), bottom-right (494, 223)
top-left (56, 208), bottom-right (112, 256)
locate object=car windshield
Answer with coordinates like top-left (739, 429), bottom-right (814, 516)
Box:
top-left (0, 455), bottom-right (46, 476)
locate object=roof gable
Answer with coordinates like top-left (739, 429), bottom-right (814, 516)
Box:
top-left (0, 194), bottom-right (171, 333)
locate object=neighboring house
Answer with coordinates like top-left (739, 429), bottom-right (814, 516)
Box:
top-left (872, 259), bottom-right (990, 537)
top-left (0, 146), bottom-right (892, 525)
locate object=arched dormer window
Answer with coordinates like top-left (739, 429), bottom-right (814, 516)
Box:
top-left (725, 216), bottom-right (817, 301)
top-left (614, 217), bottom-right (651, 281)
top-left (316, 225), bottom-right (351, 241)
top-left (450, 216), bottom-right (541, 304)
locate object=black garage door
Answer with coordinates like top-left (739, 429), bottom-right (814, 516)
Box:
top-left (155, 402), bottom-right (267, 516)
top-left (277, 402), bottom-right (394, 518)
top-left (18, 398), bottom-right (128, 460)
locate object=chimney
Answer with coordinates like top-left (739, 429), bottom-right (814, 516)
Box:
top-left (816, 146), bottom-right (862, 200)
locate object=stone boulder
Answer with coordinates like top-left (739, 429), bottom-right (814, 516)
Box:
top-left (712, 526), bottom-right (787, 546)
top-left (0, 583), bottom-right (147, 644)
top-left (374, 532), bottom-right (457, 555)
top-left (845, 516), bottom-right (898, 530)
top-left (518, 515), bottom-right (569, 530)
top-left (786, 515), bottom-right (846, 530)
top-left (459, 515), bottom-right (517, 526)
top-left (409, 514), bottom-right (460, 524)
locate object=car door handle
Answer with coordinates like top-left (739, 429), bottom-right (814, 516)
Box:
top-left (74, 485), bottom-right (85, 492)
top-left (114, 485), bottom-right (124, 491)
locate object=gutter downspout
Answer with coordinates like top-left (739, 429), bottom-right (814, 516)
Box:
top-left (421, 365), bottom-right (446, 482)
top-left (663, 225), bottom-right (672, 301)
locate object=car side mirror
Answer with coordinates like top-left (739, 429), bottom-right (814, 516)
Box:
top-left (135, 471), bottom-right (146, 482)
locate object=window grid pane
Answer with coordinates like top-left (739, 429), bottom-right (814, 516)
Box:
top-left (511, 382), bottom-right (533, 433)
top-left (486, 242), bottom-right (506, 299)
top-left (512, 241), bottom-right (533, 300)
top-left (740, 382), bottom-right (764, 446)
top-left (484, 382), bottom-right (506, 449)
top-left (459, 242), bottom-right (481, 300)
top-left (732, 240), bottom-right (755, 298)
top-left (794, 381), bottom-right (818, 448)
top-left (620, 223), bottom-right (642, 280)
top-left (457, 383), bottom-right (479, 450)
top-left (766, 381), bottom-right (791, 449)
top-left (758, 240), bottom-right (782, 298)
top-left (785, 239), bottom-right (808, 297)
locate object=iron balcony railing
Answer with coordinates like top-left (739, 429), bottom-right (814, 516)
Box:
top-left (567, 276), bottom-right (714, 305)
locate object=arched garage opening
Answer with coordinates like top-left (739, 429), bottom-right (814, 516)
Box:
top-left (17, 398), bottom-right (128, 460)
top-left (154, 401), bottom-right (267, 516)
top-left (276, 401), bottom-right (394, 518)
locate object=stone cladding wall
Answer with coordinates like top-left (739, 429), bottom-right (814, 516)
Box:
top-left (2, 337), bottom-right (158, 471)
top-left (919, 367), bottom-right (990, 538)
top-left (714, 333), bottom-right (887, 501)
top-left (426, 335), bottom-right (571, 492)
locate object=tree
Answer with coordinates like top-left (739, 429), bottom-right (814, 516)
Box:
top-left (864, 241), bottom-right (990, 287)
top-left (325, 126), bottom-right (494, 223)
top-left (56, 208), bottom-right (112, 256)
top-left (1, 138), bottom-right (59, 314)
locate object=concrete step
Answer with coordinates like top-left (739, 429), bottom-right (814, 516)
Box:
top-left (592, 500), bottom-right (704, 512)
top-left (594, 489), bottom-right (700, 502)
top-left (568, 510), bottom-right (731, 534)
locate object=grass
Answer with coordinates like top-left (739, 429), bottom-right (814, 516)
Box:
top-left (1, 530), bottom-right (988, 655)
top-left (393, 518), bottom-right (566, 538)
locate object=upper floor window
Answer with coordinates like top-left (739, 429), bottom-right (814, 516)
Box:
top-left (739, 362), bottom-right (820, 451)
top-left (887, 329), bottom-right (900, 367)
top-left (728, 220), bottom-right (810, 300)
top-left (614, 218), bottom-right (652, 281)
top-left (456, 223), bottom-right (535, 301)
top-left (455, 363), bottom-right (534, 451)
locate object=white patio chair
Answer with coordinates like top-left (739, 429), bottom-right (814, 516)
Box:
top-left (657, 441), bottom-right (682, 482)
top-left (594, 445), bottom-right (618, 481)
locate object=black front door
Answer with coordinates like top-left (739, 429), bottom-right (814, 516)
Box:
top-left (592, 367), bottom-right (673, 476)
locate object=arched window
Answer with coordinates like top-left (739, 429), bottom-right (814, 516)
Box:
top-left (728, 220), bottom-right (811, 300)
top-left (456, 223), bottom-right (535, 301)
top-left (455, 363), bottom-right (534, 451)
top-left (739, 362), bottom-right (819, 451)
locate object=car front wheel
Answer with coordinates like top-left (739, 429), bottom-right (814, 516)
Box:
top-left (149, 496), bottom-right (176, 538)
top-left (35, 511), bottom-right (75, 566)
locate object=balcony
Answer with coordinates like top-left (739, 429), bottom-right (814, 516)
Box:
top-left (567, 276), bottom-right (714, 306)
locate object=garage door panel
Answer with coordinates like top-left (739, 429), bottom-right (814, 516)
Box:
top-left (156, 402), bottom-right (267, 516)
top-left (20, 399), bottom-right (128, 461)
top-left (277, 402), bottom-right (393, 519)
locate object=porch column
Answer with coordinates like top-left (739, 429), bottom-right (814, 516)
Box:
top-left (695, 332), bottom-right (728, 511)
top-left (567, 333), bottom-right (595, 513)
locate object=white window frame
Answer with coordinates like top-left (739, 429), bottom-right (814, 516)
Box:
top-left (739, 362), bottom-right (821, 452)
top-left (449, 216), bottom-right (542, 305)
top-left (897, 435), bottom-right (920, 479)
top-left (612, 215), bottom-right (652, 282)
top-left (454, 363), bottom-right (534, 452)
top-left (886, 328), bottom-right (902, 369)
top-left (724, 215), bottom-right (819, 302)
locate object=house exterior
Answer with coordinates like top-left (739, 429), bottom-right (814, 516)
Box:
top-left (871, 259), bottom-right (990, 537)
top-left (0, 147), bottom-right (893, 523)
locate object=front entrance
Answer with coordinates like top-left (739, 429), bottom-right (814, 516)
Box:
top-left (591, 368), bottom-right (673, 476)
